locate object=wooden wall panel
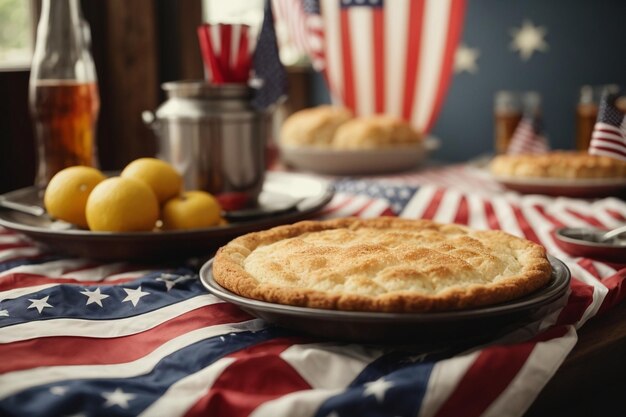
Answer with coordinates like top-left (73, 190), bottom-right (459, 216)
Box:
top-left (0, 70), bottom-right (36, 193)
top-left (0, 0), bottom-right (314, 193)
top-left (176, 0), bottom-right (204, 81)
top-left (156, 0), bottom-right (204, 98)
top-left (85, 0), bottom-right (160, 170)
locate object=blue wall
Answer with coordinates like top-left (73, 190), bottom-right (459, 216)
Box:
top-left (310, 0), bottom-right (626, 162)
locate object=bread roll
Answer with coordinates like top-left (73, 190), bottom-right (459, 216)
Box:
top-left (332, 115), bottom-right (422, 149)
top-left (280, 105), bottom-right (353, 147)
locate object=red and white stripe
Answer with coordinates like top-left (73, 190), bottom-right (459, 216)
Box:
top-left (589, 121), bottom-right (626, 161)
top-left (0, 317), bottom-right (265, 399)
top-left (396, 178), bottom-right (625, 416)
top-left (381, 164), bottom-right (504, 195)
top-left (319, 0), bottom-right (465, 133)
top-left (272, 0), bottom-right (311, 56)
top-left (306, 13), bottom-right (325, 71)
top-left (272, 0), bottom-right (325, 70)
top-left (319, 191), bottom-right (394, 218)
top-left (507, 118), bottom-right (550, 155)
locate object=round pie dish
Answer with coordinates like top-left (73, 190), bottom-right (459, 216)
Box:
top-left (489, 151), bottom-right (626, 197)
top-left (492, 175), bottom-right (626, 198)
top-left (211, 218), bottom-right (553, 314)
top-left (200, 255), bottom-right (570, 344)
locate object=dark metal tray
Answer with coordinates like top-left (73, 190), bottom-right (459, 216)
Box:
top-left (0, 172), bottom-right (333, 261)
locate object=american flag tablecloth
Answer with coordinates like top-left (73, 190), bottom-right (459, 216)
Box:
top-left (1, 164), bottom-right (625, 417)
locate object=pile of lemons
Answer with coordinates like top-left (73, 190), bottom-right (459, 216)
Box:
top-left (43, 158), bottom-right (224, 232)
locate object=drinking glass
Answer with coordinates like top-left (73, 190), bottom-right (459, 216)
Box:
top-left (493, 91), bottom-right (541, 154)
top-left (576, 84), bottom-right (619, 151)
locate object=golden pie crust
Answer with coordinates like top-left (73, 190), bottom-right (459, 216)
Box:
top-left (213, 218), bottom-right (552, 313)
top-left (490, 151), bottom-right (626, 179)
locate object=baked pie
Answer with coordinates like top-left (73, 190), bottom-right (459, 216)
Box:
top-left (490, 151), bottom-right (626, 179)
top-left (213, 218), bottom-right (552, 313)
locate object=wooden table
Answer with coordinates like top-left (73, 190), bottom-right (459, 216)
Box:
top-left (526, 300), bottom-right (626, 416)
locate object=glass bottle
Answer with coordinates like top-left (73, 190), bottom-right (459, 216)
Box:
top-left (29, 0), bottom-right (100, 189)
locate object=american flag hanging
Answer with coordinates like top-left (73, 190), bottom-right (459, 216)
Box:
top-left (507, 114), bottom-right (550, 155)
top-left (274, 0), bottom-right (466, 133)
top-left (588, 92), bottom-right (626, 161)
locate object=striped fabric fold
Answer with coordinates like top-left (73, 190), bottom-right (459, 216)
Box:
top-left (0, 167), bottom-right (625, 417)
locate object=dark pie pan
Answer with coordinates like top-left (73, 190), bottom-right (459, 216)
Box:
top-left (199, 256), bottom-right (570, 345)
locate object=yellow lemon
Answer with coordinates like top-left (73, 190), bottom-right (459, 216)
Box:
top-left (120, 158), bottom-right (183, 204)
top-left (86, 176), bottom-right (159, 232)
top-left (161, 191), bottom-right (222, 230)
top-left (44, 166), bottom-right (106, 228)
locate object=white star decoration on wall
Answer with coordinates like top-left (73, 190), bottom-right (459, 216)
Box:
top-left (510, 20), bottom-right (548, 61)
top-left (454, 44), bottom-right (480, 74)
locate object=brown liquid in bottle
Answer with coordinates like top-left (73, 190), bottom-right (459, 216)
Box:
top-left (30, 80), bottom-right (100, 187)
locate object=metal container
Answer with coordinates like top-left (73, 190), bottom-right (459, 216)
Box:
top-left (143, 81), bottom-right (271, 209)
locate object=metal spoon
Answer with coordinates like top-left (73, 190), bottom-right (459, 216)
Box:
top-left (0, 196), bottom-right (45, 216)
top-left (598, 224), bottom-right (626, 243)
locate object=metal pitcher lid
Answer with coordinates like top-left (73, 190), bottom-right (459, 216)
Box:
top-left (162, 80), bottom-right (251, 100)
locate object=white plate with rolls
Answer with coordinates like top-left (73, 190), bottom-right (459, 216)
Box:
top-left (279, 136), bottom-right (440, 176)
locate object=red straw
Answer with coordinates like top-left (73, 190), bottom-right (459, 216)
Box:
top-left (233, 25), bottom-right (251, 83)
top-left (219, 24), bottom-right (232, 81)
top-left (197, 23), bottom-right (252, 84)
top-left (197, 24), bottom-right (224, 84)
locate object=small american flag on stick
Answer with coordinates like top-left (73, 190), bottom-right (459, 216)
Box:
top-left (506, 114), bottom-right (550, 155)
top-left (272, 0), bottom-right (325, 70)
top-left (589, 92), bottom-right (626, 161)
